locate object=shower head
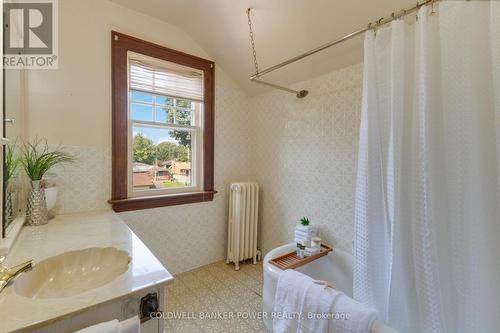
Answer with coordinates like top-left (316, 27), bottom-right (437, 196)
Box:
top-left (296, 90), bottom-right (309, 98)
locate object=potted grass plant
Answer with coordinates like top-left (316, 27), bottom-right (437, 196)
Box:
top-left (20, 139), bottom-right (75, 226)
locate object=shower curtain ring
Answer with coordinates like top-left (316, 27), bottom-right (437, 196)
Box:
top-left (368, 22), bottom-right (376, 37)
top-left (430, 0), bottom-right (436, 15)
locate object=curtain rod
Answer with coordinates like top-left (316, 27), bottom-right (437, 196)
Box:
top-left (249, 0), bottom-right (438, 98)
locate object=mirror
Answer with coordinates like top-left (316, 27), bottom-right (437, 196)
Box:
top-left (2, 68), bottom-right (27, 237)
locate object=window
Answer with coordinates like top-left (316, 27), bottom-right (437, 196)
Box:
top-left (110, 32), bottom-right (215, 212)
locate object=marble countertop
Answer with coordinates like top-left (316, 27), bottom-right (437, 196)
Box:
top-left (0, 210), bottom-right (173, 333)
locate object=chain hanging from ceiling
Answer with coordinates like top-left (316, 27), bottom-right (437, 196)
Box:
top-left (246, 8), bottom-right (260, 77)
top-left (245, 8), bottom-right (309, 98)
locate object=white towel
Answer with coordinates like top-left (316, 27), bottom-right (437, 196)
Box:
top-left (295, 228), bottom-right (315, 233)
top-left (331, 295), bottom-right (376, 333)
top-left (295, 225), bottom-right (317, 234)
top-left (294, 235), bottom-right (310, 244)
top-left (295, 229), bottom-right (316, 245)
top-left (295, 229), bottom-right (316, 237)
top-left (295, 234), bottom-right (314, 242)
top-left (119, 316), bottom-right (141, 333)
top-left (295, 230), bottom-right (317, 244)
top-left (273, 269), bottom-right (310, 333)
top-left (74, 316), bottom-right (141, 333)
top-left (273, 269), bottom-right (340, 333)
top-left (273, 269), bottom-right (376, 333)
top-left (74, 320), bottom-right (119, 333)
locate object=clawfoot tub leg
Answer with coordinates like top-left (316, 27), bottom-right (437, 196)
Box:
top-left (253, 250), bottom-right (262, 264)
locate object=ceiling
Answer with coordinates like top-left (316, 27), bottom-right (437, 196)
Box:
top-left (110, 0), bottom-right (416, 95)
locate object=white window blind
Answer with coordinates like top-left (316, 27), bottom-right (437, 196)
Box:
top-left (128, 52), bottom-right (204, 102)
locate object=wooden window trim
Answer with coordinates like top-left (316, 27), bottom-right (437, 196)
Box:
top-left (109, 31), bottom-right (216, 212)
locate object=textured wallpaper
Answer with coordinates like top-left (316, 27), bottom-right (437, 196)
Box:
top-left (251, 63), bottom-right (363, 255)
top-left (120, 86), bottom-right (254, 274)
top-left (48, 146), bottom-right (112, 214)
top-left (50, 85), bottom-right (253, 274)
top-left (49, 64), bottom-right (363, 274)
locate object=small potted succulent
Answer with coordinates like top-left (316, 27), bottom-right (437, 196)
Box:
top-left (299, 217), bottom-right (310, 226)
top-left (20, 139), bottom-right (75, 226)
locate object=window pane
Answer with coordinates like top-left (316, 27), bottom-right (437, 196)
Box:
top-left (132, 126), bottom-right (192, 192)
top-left (130, 90), bottom-right (153, 103)
top-left (175, 109), bottom-right (192, 126)
top-left (155, 95), bottom-right (174, 106)
top-left (131, 103), bottom-right (153, 121)
top-left (155, 107), bottom-right (174, 124)
top-left (176, 99), bottom-right (191, 109)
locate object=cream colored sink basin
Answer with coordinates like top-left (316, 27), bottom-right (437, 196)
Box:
top-left (14, 247), bottom-right (131, 299)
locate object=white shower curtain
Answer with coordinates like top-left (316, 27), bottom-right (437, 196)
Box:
top-left (353, 2), bottom-right (500, 333)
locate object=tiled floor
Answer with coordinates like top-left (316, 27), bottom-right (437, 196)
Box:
top-left (165, 260), bottom-right (268, 333)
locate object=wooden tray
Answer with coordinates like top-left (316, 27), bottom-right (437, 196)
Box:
top-left (269, 244), bottom-right (333, 270)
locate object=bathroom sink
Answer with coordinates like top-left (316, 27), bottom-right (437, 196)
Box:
top-left (14, 247), bottom-right (131, 299)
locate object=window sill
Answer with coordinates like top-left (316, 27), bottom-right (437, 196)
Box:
top-left (108, 190), bottom-right (217, 212)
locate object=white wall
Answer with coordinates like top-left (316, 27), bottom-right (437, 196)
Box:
top-left (25, 0), bottom-right (253, 274)
top-left (26, 0), bottom-right (239, 147)
top-left (25, 0), bottom-right (363, 274)
top-left (250, 64), bottom-right (363, 254)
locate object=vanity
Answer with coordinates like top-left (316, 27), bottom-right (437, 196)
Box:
top-left (0, 11), bottom-right (178, 332)
top-left (0, 211), bottom-right (173, 333)
top-left (0, 44), bottom-right (175, 332)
